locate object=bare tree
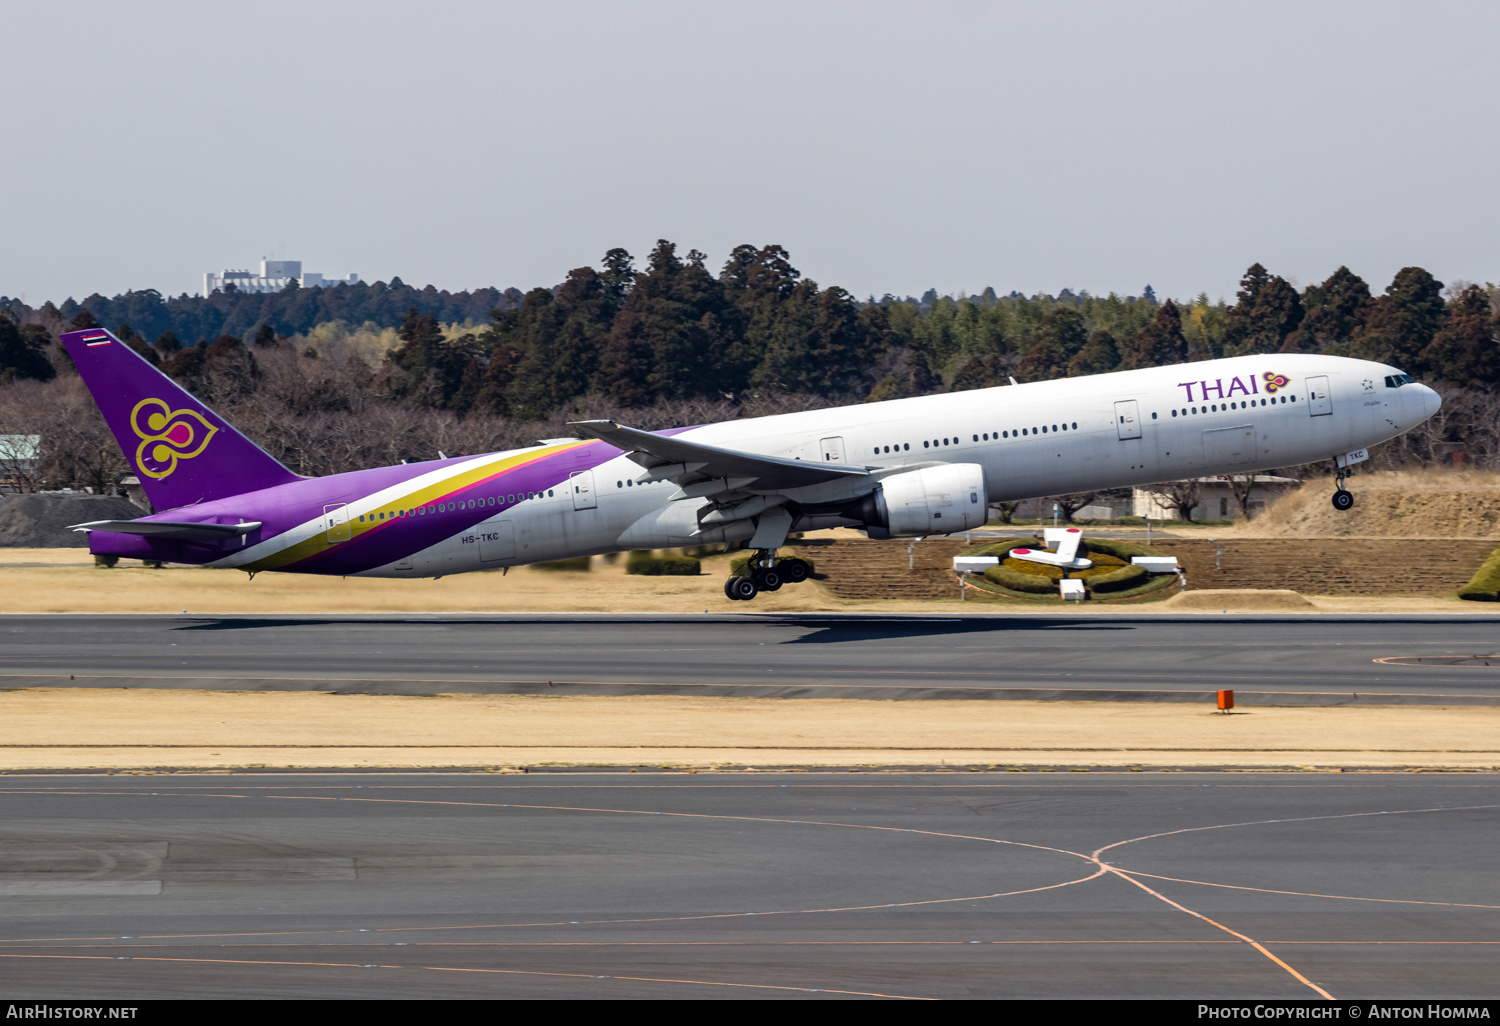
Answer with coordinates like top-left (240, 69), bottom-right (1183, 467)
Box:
top-left (1222, 474), bottom-right (1258, 520)
top-left (1047, 491), bottom-right (1101, 523)
top-left (990, 500), bottom-right (1021, 524)
top-left (0, 383), bottom-right (46, 492)
top-left (1147, 479), bottom-right (1203, 522)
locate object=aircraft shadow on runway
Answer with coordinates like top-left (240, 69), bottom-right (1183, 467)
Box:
top-left (168, 613), bottom-right (1136, 645)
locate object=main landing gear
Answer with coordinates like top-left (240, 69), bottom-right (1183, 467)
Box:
top-left (724, 549), bottom-right (812, 601)
top-left (1332, 463), bottom-right (1355, 511)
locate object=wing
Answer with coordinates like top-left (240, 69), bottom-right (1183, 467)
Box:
top-left (71, 519), bottom-right (263, 541)
top-left (568, 420), bottom-right (868, 493)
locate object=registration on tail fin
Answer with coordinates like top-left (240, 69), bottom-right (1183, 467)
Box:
top-left (59, 329), bottom-right (300, 511)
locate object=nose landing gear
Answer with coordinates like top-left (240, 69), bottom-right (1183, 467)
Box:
top-left (723, 550), bottom-right (813, 601)
top-left (1331, 462), bottom-right (1355, 511)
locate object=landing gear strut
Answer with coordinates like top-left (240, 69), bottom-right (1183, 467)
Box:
top-left (1332, 463), bottom-right (1355, 511)
top-left (723, 549), bottom-right (813, 601)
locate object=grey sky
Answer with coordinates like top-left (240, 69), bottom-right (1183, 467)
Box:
top-left (4, 1), bottom-right (1497, 306)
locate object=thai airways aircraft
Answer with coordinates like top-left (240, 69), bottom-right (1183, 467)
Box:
top-left (61, 327), bottom-right (1440, 600)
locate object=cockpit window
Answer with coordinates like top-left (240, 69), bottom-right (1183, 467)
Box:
top-left (1384, 373), bottom-right (1415, 388)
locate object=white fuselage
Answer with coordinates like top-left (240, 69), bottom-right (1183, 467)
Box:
top-left (216, 353), bottom-right (1437, 578)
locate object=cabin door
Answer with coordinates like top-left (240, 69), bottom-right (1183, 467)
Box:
top-left (1307, 376), bottom-right (1332, 416)
top-left (820, 436), bottom-right (846, 462)
top-left (570, 470), bottom-right (597, 510)
top-left (1114, 400), bottom-right (1142, 440)
top-left (323, 503), bottom-right (350, 543)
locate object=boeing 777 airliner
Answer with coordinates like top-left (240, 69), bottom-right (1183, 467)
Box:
top-left (60, 327), bottom-right (1440, 600)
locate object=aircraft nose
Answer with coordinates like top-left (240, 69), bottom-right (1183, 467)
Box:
top-left (1416, 383), bottom-right (1441, 421)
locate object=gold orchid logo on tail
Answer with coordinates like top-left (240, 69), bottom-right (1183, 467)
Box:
top-left (130, 398), bottom-right (218, 479)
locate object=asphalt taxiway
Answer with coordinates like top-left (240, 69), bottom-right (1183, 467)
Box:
top-left (0, 772), bottom-right (1495, 999)
top-left (4, 612), bottom-right (1500, 704)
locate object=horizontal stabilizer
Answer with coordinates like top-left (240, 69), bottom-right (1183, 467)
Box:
top-left (569, 420), bottom-right (868, 491)
top-left (71, 519), bottom-right (262, 541)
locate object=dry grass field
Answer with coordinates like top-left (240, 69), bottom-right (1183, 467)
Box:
top-left (1234, 469), bottom-right (1500, 539)
top-left (1, 688), bottom-right (1495, 772)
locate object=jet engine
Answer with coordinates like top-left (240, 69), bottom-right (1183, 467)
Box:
top-left (852, 463), bottom-right (988, 538)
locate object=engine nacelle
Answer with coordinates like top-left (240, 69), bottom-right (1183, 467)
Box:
top-left (859, 463), bottom-right (988, 538)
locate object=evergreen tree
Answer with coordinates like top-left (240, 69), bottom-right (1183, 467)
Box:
top-left (594, 241), bottom-right (736, 404)
top-left (1067, 330), bottom-right (1120, 377)
top-left (600, 248), bottom-right (635, 299)
top-left (1222, 263), bottom-right (1304, 356)
top-left (1124, 300), bottom-right (1188, 369)
top-left (0, 313), bottom-right (55, 383)
top-left (724, 244), bottom-right (801, 391)
top-left (1420, 284), bottom-right (1500, 385)
top-left (380, 308), bottom-right (477, 408)
top-left (1349, 267), bottom-right (1446, 369)
top-left (1283, 266), bottom-right (1371, 354)
top-left (489, 267), bottom-right (620, 420)
top-left (1015, 307), bottom-right (1086, 381)
top-left (752, 280), bottom-right (869, 395)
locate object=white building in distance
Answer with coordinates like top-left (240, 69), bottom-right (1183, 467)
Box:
top-left (203, 259), bottom-right (359, 297)
top-left (1132, 475), bottom-right (1301, 521)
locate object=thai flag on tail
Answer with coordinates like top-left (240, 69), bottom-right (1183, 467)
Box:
top-left (81, 333), bottom-right (111, 347)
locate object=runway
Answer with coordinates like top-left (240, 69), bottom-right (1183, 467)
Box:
top-left (0, 772), bottom-right (1496, 999)
top-left (5, 612), bottom-right (1500, 704)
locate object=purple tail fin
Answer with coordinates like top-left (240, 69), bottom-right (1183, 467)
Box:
top-left (60, 328), bottom-right (300, 511)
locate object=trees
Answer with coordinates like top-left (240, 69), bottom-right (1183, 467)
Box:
top-left (1147, 479), bottom-right (1203, 522)
top-left (1124, 300), bottom-right (1188, 369)
top-left (1015, 307), bottom-right (1086, 381)
top-left (1420, 284), bottom-right (1500, 386)
top-left (1349, 267), bottom-right (1446, 369)
top-left (1221, 263), bottom-right (1304, 357)
top-left (1283, 266), bottom-right (1372, 354)
top-left (1049, 491), bottom-right (1101, 523)
top-left (0, 312), bottom-right (55, 384)
top-left (591, 240), bottom-right (749, 404)
top-left (754, 282), bottom-right (868, 395)
top-left (153, 330), bottom-right (183, 358)
top-left (1223, 474), bottom-right (1259, 521)
top-left (1067, 330), bottom-right (1119, 377)
top-left (483, 267), bottom-right (620, 420)
top-left (724, 243), bottom-right (803, 392)
top-left (378, 308), bottom-right (479, 410)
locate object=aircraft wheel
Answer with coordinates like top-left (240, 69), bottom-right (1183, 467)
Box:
top-left (754, 568), bottom-right (783, 592)
top-left (1331, 489), bottom-right (1354, 511)
top-left (780, 558), bottom-right (810, 584)
top-left (725, 575), bottom-right (758, 601)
